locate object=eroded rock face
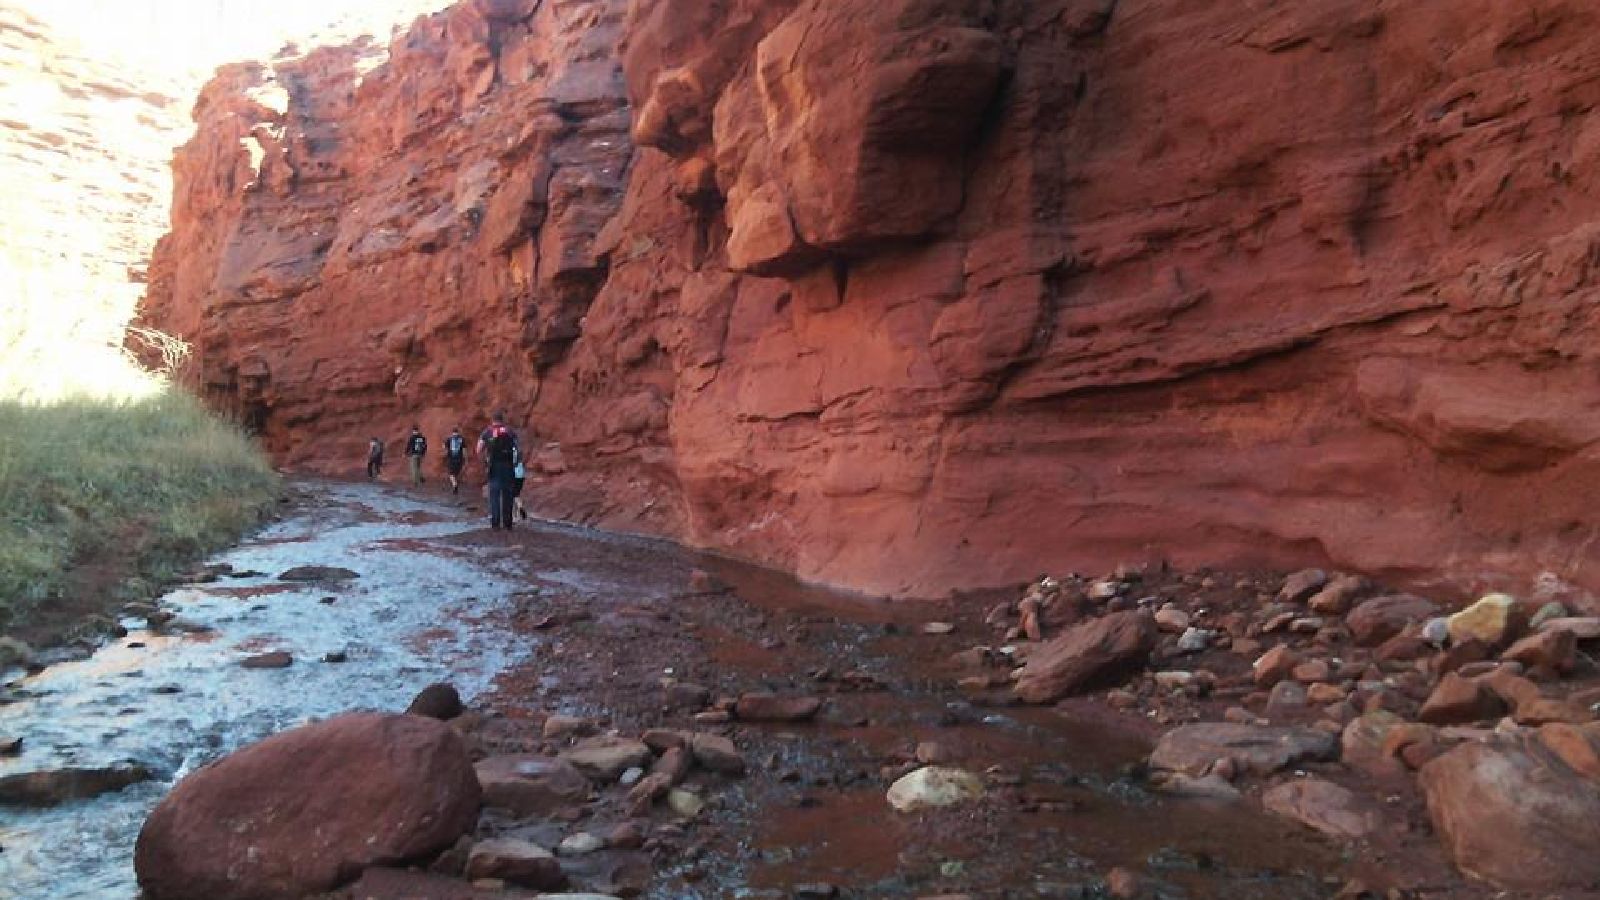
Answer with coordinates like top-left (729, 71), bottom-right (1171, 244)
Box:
top-left (139, 0), bottom-right (1600, 601)
top-left (134, 713), bottom-right (480, 900)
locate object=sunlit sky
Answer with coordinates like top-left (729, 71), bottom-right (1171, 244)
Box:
top-left (12, 0), bottom-right (451, 85)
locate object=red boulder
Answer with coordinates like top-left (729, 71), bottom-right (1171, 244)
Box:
top-left (135, 713), bottom-right (481, 900)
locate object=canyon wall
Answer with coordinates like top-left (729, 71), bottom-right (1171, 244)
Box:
top-left (139, 0), bottom-right (1600, 601)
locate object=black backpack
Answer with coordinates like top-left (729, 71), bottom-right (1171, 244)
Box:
top-left (489, 427), bottom-right (516, 465)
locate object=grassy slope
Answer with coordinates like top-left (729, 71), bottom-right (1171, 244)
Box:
top-left (0, 386), bottom-right (280, 639)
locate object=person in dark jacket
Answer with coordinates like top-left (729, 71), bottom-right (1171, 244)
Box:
top-left (405, 425), bottom-right (427, 486)
top-left (476, 411), bottom-right (520, 530)
top-left (442, 426), bottom-right (468, 494)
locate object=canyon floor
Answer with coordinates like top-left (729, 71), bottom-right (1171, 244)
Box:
top-left (0, 479), bottom-right (1589, 899)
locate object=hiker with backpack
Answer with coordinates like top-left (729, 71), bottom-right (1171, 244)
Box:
top-left (366, 436), bottom-right (384, 480)
top-left (404, 425), bottom-right (428, 486)
top-left (510, 436), bottom-right (530, 522)
top-left (443, 426), bottom-right (468, 495)
top-left (477, 411), bottom-right (520, 531)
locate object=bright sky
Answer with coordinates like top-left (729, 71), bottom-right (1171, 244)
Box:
top-left (12, 0), bottom-right (451, 85)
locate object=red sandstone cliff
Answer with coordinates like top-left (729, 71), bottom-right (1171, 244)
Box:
top-left (139, 0), bottom-right (1600, 602)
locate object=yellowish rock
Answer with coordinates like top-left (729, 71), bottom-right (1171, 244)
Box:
top-left (1447, 594), bottom-right (1522, 647)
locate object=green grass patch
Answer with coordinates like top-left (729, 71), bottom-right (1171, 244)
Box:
top-left (0, 385), bottom-right (280, 637)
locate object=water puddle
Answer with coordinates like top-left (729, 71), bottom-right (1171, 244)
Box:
top-left (0, 483), bottom-right (528, 899)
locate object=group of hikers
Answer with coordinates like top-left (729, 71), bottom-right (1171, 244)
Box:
top-left (364, 411), bottom-right (529, 530)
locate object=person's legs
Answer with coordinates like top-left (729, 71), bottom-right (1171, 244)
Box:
top-left (499, 485), bottom-right (515, 531)
top-left (487, 479), bottom-right (505, 529)
top-left (409, 455), bottom-right (423, 485)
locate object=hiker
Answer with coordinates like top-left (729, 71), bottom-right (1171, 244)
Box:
top-left (404, 425), bottom-right (427, 486)
top-left (442, 426), bottom-right (468, 495)
top-left (476, 411), bottom-right (520, 531)
top-left (366, 436), bottom-right (384, 480)
top-left (510, 439), bottom-right (530, 522)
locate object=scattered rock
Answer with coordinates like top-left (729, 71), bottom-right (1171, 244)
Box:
top-left (405, 683), bottom-right (464, 720)
top-left (887, 766), bottom-right (985, 812)
top-left (1503, 628), bottom-right (1577, 673)
top-left (1530, 601), bottom-right (1569, 631)
top-left (1266, 680), bottom-right (1308, 714)
top-left (465, 838), bottom-right (567, 890)
top-left (0, 764), bottom-right (152, 807)
top-left (557, 831), bottom-right (605, 856)
top-left (1419, 673), bottom-right (1505, 725)
top-left (1340, 711), bottom-right (1404, 776)
top-left (276, 565), bottom-right (359, 582)
top-left (667, 787), bottom-right (704, 818)
top-left (1435, 638), bottom-right (1490, 675)
top-left (689, 733), bottom-right (746, 776)
top-left (1149, 723), bottom-right (1337, 777)
top-left (1420, 731), bottom-right (1600, 891)
top-left (135, 713), bottom-right (479, 900)
top-left (1306, 683), bottom-right (1346, 705)
top-left (1447, 593), bottom-right (1524, 648)
top-left (1154, 606), bottom-right (1190, 633)
top-left (734, 693), bottom-right (823, 722)
top-left (1278, 569), bottom-right (1328, 604)
top-left (560, 736), bottom-right (653, 783)
top-left (1346, 595), bottom-right (1438, 646)
top-left (1539, 617), bottom-right (1600, 640)
top-left (1253, 646), bottom-right (1298, 687)
top-left (1013, 611), bottom-right (1157, 703)
top-left (663, 682), bottom-right (711, 709)
top-left (0, 736), bottom-right (20, 756)
top-left (475, 755), bottom-right (591, 816)
top-left (651, 745), bottom-right (692, 784)
top-left (1087, 580), bottom-right (1123, 601)
top-left (543, 714), bottom-right (598, 739)
top-left (1308, 575), bottom-right (1366, 615)
top-left (923, 621), bottom-right (956, 635)
top-left (1175, 627), bottom-right (1212, 653)
top-left (1261, 778), bottom-right (1380, 839)
top-left (1291, 659), bottom-right (1331, 683)
top-left (1420, 616), bottom-right (1451, 645)
top-left (322, 651), bottom-right (347, 663)
top-left (240, 651), bottom-right (293, 669)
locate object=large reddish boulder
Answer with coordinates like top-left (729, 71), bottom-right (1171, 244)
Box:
top-left (135, 713), bottom-right (481, 900)
top-left (1420, 728), bottom-right (1600, 891)
top-left (1013, 610), bottom-right (1157, 703)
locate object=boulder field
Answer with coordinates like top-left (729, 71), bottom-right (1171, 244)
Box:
top-left (133, 0), bottom-right (1600, 601)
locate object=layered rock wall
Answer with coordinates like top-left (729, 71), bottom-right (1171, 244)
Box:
top-left (140, 0), bottom-right (1600, 600)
